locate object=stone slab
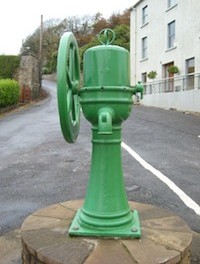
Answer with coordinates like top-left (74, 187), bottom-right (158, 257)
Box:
top-left (21, 200), bottom-right (193, 264)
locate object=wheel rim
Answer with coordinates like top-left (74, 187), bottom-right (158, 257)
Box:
top-left (57, 32), bottom-right (80, 143)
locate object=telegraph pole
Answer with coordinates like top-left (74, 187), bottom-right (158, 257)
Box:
top-left (39, 14), bottom-right (43, 91)
top-left (39, 14), bottom-right (43, 60)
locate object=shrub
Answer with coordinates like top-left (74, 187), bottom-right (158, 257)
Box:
top-left (0, 55), bottom-right (20, 79)
top-left (0, 79), bottom-right (20, 107)
top-left (147, 71), bottom-right (157, 79)
top-left (168, 65), bottom-right (179, 74)
top-left (42, 67), bottom-right (51, 75)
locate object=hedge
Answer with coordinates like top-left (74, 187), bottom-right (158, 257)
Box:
top-left (0, 55), bottom-right (20, 79)
top-left (0, 79), bottom-right (20, 107)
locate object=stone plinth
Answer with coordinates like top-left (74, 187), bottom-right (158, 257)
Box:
top-left (21, 200), bottom-right (192, 264)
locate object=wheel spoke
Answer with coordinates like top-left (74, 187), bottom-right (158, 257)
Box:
top-left (66, 70), bottom-right (71, 89)
top-left (71, 94), bottom-right (76, 122)
top-left (69, 45), bottom-right (74, 81)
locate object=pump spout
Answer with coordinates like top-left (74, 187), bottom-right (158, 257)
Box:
top-left (131, 81), bottom-right (144, 99)
top-left (98, 108), bottom-right (113, 135)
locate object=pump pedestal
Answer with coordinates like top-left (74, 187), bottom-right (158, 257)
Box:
top-left (21, 200), bottom-right (192, 264)
top-left (69, 126), bottom-right (140, 237)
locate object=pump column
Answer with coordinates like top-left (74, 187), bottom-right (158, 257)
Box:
top-left (69, 123), bottom-right (141, 237)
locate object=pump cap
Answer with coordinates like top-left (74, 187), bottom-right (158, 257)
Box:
top-left (98, 28), bottom-right (115, 45)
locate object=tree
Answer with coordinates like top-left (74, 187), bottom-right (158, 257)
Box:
top-left (20, 9), bottom-right (131, 74)
top-left (21, 18), bottom-right (63, 59)
top-left (114, 24), bottom-right (130, 50)
top-left (109, 12), bottom-right (121, 28)
top-left (92, 12), bottom-right (110, 34)
top-left (119, 8), bottom-right (131, 25)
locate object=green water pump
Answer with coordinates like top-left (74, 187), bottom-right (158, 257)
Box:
top-left (57, 28), bottom-right (143, 238)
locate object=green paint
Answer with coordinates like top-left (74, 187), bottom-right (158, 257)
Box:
top-left (57, 29), bottom-right (143, 238)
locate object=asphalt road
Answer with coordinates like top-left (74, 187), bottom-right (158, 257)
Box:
top-left (0, 80), bottom-right (200, 241)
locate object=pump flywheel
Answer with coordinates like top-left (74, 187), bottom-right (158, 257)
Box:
top-left (57, 32), bottom-right (81, 143)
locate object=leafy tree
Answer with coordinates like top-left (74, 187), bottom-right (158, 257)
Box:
top-left (92, 12), bottom-right (110, 34)
top-left (43, 51), bottom-right (58, 73)
top-left (109, 12), bottom-right (121, 28)
top-left (42, 20), bottom-right (63, 66)
top-left (0, 55), bottom-right (20, 79)
top-left (118, 8), bottom-right (131, 25)
top-left (113, 24), bottom-right (130, 50)
top-left (20, 8), bottom-right (131, 73)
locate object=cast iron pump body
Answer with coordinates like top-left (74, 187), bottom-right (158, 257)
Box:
top-left (57, 29), bottom-right (143, 238)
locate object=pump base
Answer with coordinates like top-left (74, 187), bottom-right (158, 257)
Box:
top-left (68, 209), bottom-right (141, 238)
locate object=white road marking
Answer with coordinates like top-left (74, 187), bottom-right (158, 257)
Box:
top-left (122, 141), bottom-right (200, 216)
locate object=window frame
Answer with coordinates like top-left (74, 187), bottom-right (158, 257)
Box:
top-left (167, 20), bottom-right (175, 49)
top-left (141, 72), bottom-right (147, 83)
top-left (141, 37), bottom-right (148, 59)
top-left (142, 5), bottom-right (148, 25)
top-left (168, 0), bottom-right (176, 8)
top-left (186, 57), bottom-right (195, 74)
top-left (185, 57), bottom-right (195, 90)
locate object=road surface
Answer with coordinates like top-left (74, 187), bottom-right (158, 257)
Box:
top-left (0, 80), bottom-right (200, 240)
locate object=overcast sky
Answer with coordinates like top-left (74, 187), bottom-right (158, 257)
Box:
top-left (0, 0), bottom-right (137, 55)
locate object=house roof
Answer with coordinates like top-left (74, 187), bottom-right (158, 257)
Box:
top-left (133, 0), bottom-right (144, 8)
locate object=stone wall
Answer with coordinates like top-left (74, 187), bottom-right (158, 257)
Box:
top-left (18, 55), bottom-right (41, 102)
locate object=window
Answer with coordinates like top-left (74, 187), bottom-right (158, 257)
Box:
top-left (163, 62), bottom-right (174, 92)
top-left (168, 21), bottom-right (175, 48)
top-left (142, 5), bottom-right (148, 25)
top-left (168, 0), bottom-right (176, 8)
top-left (142, 37), bottom-right (147, 59)
top-left (186, 58), bottom-right (195, 90)
top-left (141, 72), bottom-right (147, 94)
top-left (186, 58), bottom-right (195, 74)
top-left (141, 72), bottom-right (147, 83)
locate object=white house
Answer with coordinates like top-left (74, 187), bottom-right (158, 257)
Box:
top-left (130, 0), bottom-right (200, 112)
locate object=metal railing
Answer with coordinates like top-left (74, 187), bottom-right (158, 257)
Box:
top-left (143, 73), bottom-right (200, 94)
